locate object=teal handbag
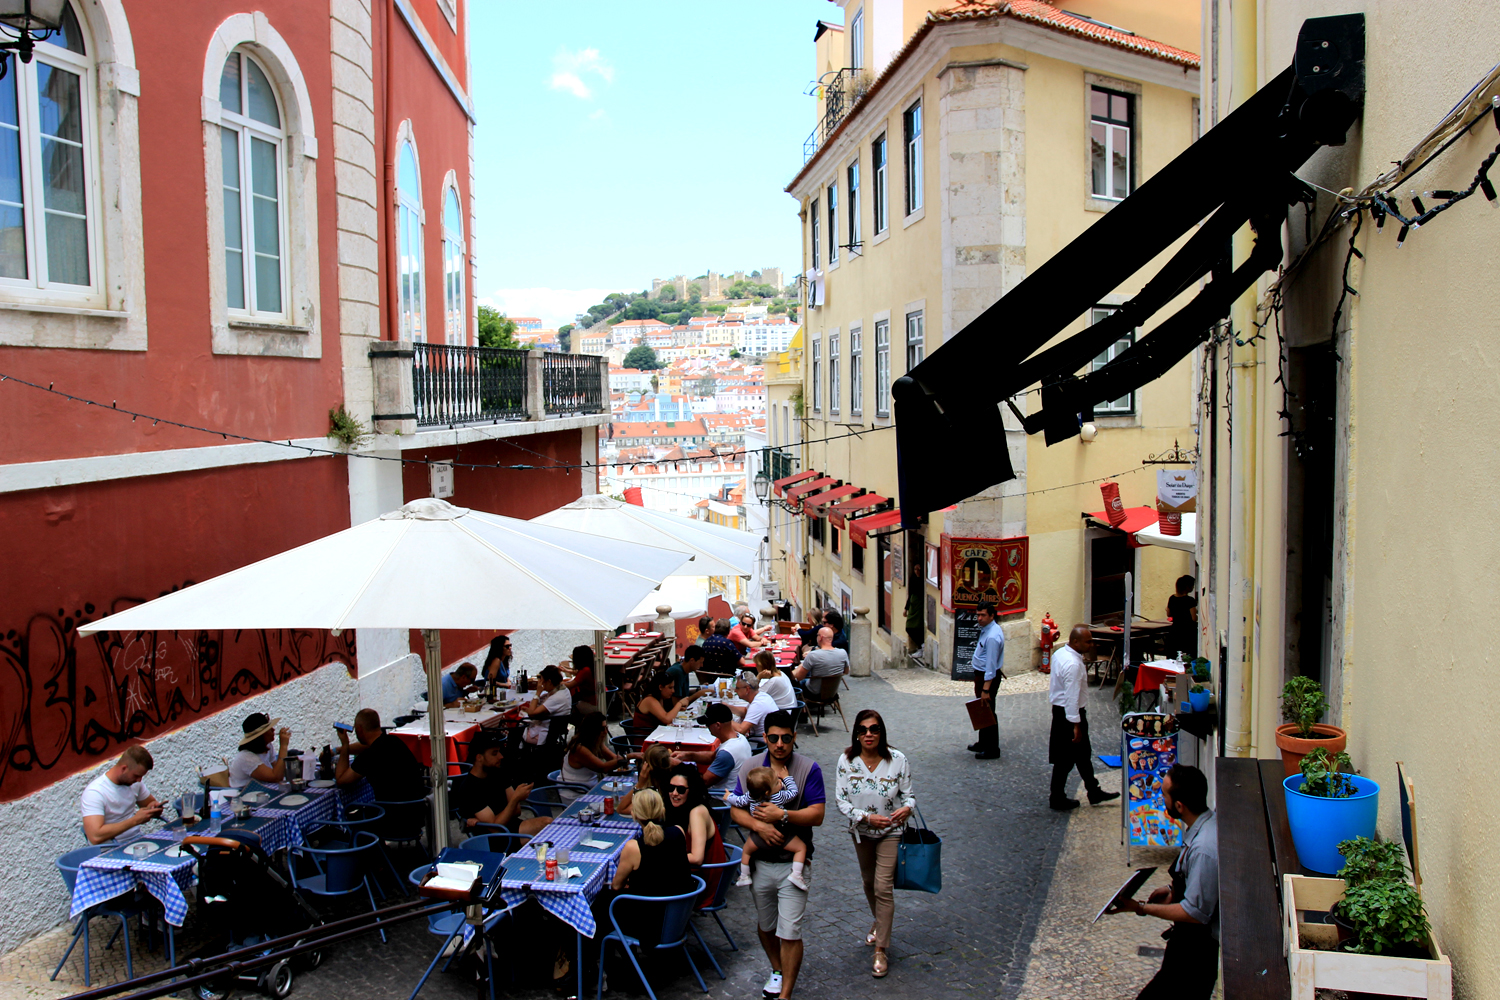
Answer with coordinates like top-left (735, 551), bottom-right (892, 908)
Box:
top-left (893, 804), bottom-right (941, 893)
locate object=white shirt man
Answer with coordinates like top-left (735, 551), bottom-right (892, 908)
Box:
top-left (731, 673), bottom-right (778, 737)
top-left (81, 746), bottom-right (161, 844)
top-left (1047, 625), bottom-right (1118, 810)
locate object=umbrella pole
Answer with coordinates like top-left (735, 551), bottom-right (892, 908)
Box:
top-left (423, 628), bottom-right (451, 851)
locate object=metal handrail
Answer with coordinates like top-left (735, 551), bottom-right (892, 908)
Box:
top-left (412, 343), bottom-right (528, 427)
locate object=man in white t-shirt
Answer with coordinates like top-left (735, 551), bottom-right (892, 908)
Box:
top-left (731, 671), bottom-right (779, 738)
top-left (228, 713), bottom-right (292, 788)
top-left (522, 665), bottom-right (573, 745)
top-left (81, 745), bottom-right (161, 845)
top-left (673, 703), bottom-right (755, 792)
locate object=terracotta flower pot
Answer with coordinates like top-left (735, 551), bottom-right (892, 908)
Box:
top-left (1275, 723), bottom-right (1348, 776)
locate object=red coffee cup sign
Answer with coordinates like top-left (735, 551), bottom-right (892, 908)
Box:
top-left (1099, 482), bottom-right (1127, 527)
top-left (1157, 509), bottom-right (1182, 536)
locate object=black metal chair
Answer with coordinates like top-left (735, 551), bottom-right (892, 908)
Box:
top-left (802, 675), bottom-right (847, 735)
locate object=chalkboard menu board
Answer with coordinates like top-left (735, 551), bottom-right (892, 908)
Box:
top-left (951, 609), bottom-right (980, 681)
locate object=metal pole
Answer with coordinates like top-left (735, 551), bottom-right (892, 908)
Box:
top-left (1122, 571), bottom-right (1132, 680)
top-left (423, 627), bottom-right (450, 851)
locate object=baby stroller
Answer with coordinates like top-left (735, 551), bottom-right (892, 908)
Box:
top-left (179, 835), bottom-right (327, 999)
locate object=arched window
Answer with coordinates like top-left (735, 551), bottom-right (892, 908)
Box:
top-left (0, 2), bottom-right (97, 291)
top-left (441, 184), bottom-right (464, 344)
top-left (396, 140), bottom-right (423, 341)
top-left (219, 49), bottom-right (285, 316)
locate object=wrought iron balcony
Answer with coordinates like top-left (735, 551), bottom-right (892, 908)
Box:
top-left (369, 342), bottom-right (608, 434)
top-left (803, 67), bottom-right (865, 163)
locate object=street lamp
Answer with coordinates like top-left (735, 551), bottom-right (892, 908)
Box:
top-left (0, 0), bottom-right (67, 78)
top-left (754, 471), bottom-right (803, 514)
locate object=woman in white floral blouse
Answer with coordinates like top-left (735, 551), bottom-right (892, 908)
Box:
top-left (835, 708), bottom-right (914, 978)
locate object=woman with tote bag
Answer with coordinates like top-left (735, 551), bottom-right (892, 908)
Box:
top-left (835, 709), bottom-right (917, 978)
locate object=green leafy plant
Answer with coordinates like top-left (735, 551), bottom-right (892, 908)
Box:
top-left (1338, 879), bottom-right (1430, 956)
top-left (1191, 658), bottom-right (1212, 682)
top-left (1190, 683), bottom-right (1209, 695)
top-left (1281, 675), bottom-right (1329, 737)
top-left (328, 406), bottom-right (368, 448)
top-left (1337, 837), bottom-right (1408, 888)
top-left (1298, 747), bottom-right (1356, 798)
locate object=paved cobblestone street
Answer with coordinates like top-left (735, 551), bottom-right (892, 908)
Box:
top-left (4, 668), bottom-right (1176, 1000)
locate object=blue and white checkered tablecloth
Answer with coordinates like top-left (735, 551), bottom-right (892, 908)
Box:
top-left (71, 842), bottom-right (196, 927)
top-left (536, 823), bottom-right (632, 856)
top-left (497, 855), bottom-right (613, 937)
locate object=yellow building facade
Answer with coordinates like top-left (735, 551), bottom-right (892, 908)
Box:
top-left (769, 1), bottom-right (1199, 673)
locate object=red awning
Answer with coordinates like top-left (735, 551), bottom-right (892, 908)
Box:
top-left (786, 476), bottom-right (837, 501)
top-left (827, 493), bottom-right (888, 528)
top-left (772, 469), bottom-right (818, 497)
top-left (802, 484), bottom-right (861, 512)
top-left (1084, 506), bottom-right (1159, 537)
top-left (850, 509), bottom-right (902, 546)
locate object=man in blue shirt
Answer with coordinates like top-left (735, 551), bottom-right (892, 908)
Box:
top-left (441, 662), bottom-right (478, 708)
top-left (969, 602), bottom-right (1004, 759)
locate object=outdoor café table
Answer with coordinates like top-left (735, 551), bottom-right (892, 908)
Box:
top-left (1134, 659), bottom-right (1186, 695)
top-left (71, 835), bottom-right (197, 929)
top-left (643, 725), bottom-right (717, 753)
top-left (391, 716), bottom-right (489, 769)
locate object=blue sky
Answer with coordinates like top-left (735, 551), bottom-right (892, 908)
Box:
top-left (468, 1), bottom-right (836, 327)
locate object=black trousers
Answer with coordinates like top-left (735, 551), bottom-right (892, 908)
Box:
top-left (1048, 706), bottom-right (1101, 802)
top-left (1135, 922), bottom-right (1218, 1000)
top-left (972, 675), bottom-right (999, 751)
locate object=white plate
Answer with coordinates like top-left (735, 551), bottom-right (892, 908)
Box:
top-left (279, 794), bottom-right (309, 806)
top-left (124, 841), bottom-right (161, 857)
top-left (309, 779), bottom-right (335, 788)
top-left (164, 846), bottom-right (187, 859)
top-left (240, 791), bottom-right (269, 805)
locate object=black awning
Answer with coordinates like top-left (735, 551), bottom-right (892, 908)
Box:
top-left (894, 14), bottom-right (1364, 524)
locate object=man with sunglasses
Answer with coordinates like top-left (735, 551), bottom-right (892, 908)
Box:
top-left (728, 711), bottom-right (826, 1000)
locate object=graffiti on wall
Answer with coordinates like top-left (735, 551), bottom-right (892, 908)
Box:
top-left (0, 585), bottom-right (358, 802)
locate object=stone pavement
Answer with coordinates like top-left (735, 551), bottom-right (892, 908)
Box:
top-left (5, 668), bottom-right (1193, 1000)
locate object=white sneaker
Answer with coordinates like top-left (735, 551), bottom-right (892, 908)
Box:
top-left (735, 870), bottom-right (753, 887)
top-left (786, 870), bottom-right (809, 891)
top-left (762, 971), bottom-right (783, 997)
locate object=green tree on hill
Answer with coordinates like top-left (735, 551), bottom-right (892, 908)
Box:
top-left (624, 344), bottom-right (663, 370)
top-left (558, 324), bottom-right (573, 351)
top-left (477, 305), bottom-right (519, 349)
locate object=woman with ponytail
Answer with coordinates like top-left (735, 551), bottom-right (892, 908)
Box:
top-left (586, 788), bottom-right (692, 959)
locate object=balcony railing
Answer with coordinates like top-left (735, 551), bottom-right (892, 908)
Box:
top-left (370, 342), bottom-right (608, 434)
top-left (803, 67), bottom-right (864, 163)
top-left (542, 352), bottom-right (608, 416)
top-left (413, 342), bottom-right (528, 427)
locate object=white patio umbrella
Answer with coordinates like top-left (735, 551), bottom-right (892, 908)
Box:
top-left (532, 493), bottom-right (759, 579)
top-left (79, 498), bottom-right (694, 846)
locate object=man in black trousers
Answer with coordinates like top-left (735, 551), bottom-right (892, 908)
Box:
top-left (1047, 624), bottom-right (1120, 809)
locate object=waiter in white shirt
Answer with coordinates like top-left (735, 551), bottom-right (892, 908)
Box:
top-left (1048, 625), bottom-right (1120, 810)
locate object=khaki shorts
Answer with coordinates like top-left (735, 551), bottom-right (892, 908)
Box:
top-left (750, 860), bottom-right (808, 940)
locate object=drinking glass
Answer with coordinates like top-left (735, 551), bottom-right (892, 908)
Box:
top-left (556, 847), bottom-right (570, 866)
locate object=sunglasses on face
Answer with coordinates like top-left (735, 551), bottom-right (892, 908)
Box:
top-left (764, 733), bottom-right (794, 744)
top-left (854, 724), bottom-right (883, 736)
top-left (669, 784), bottom-right (689, 794)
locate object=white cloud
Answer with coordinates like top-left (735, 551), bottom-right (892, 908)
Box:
top-left (588, 108), bottom-right (607, 121)
top-left (481, 287), bottom-right (618, 330)
top-left (549, 47), bottom-right (613, 100)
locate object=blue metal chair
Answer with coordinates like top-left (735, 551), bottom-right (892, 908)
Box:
top-left (371, 796), bottom-right (430, 887)
top-left (692, 843), bottom-right (742, 951)
top-left (459, 831), bottom-right (530, 855)
top-left (290, 830), bottom-right (387, 942)
top-left (403, 864), bottom-right (519, 1000)
top-left (319, 803), bottom-right (396, 897)
top-left (596, 875), bottom-right (712, 1000)
top-left (524, 782), bottom-right (591, 817)
top-left (52, 846), bottom-right (159, 986)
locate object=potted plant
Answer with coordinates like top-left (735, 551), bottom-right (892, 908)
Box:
top-left (1275, 675), bottom-right (1348, 776)
top-left (1324, 836), bottom-right (1431, 957)
top-left (1282, 749), bottom-right (1379, 875)
top-left (1188, 684), bottom-right (1211, 713)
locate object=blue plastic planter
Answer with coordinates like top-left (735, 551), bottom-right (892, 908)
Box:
top-left (1188, 690), bottom-right (1211, 712)
top-left (1282, 773), bottom-right (1379, 874)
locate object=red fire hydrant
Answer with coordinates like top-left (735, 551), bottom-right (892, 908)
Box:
top-left (1038, 611), bottom-right (1058, 673)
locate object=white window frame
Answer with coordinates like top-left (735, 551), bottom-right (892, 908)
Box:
top-left (826, 180), bottom-right (838, 266)
top-left (0, 5), bottom-right (103, 305)
top-left (874, 318), bottom-right (890, 418)
top-left (201, 13), bottom-right (320, 357)
top-left (1089, 85), bottom-right (1134, 202)
top-left (903, 99), bottom-right (923, 216)
top-left (849, 6), bottom-right (864, 71)
top-left (811, 335), bottom-right (822, 412)
top-left (829, 329), bottom-right (841, 415)
top-left (396, 129), bottom-right (425, 342)
top-left (810, 196), bottom-right (820, 270)
top-left (905, 309), bottom-right (924, 371)
top-left (871, 133), bottom-right (888, 235)
top-left (1089, 306), bottom-right (1136, 414)
top-left (441, 175), bottom-right (465, 345)
top-left (219, 49), bottom-right (289, 323)
top-left (849, 323), bottom-right (863, 416)
top-left (846, 157), bottom-right (860, 249)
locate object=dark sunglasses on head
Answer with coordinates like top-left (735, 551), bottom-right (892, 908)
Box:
top-left (764, 733), bottom-right (794, 744)
top-left (854, 724), bottom-right (883, 736)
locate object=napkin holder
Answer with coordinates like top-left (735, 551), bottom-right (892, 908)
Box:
top-left (418, 861), bottom-right (484, 903)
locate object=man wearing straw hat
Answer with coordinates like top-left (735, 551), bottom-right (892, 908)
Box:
top-left (228, 712), bottom-right (292, 788)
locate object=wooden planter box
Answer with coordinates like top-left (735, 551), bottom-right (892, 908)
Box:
top-left (1283, 874), bottom-right (1452, 999)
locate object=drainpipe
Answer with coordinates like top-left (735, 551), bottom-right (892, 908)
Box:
top-left (382, 0), bottom-right (398, 343)
top-left (1224, 0), bottom-right (1258, 759)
